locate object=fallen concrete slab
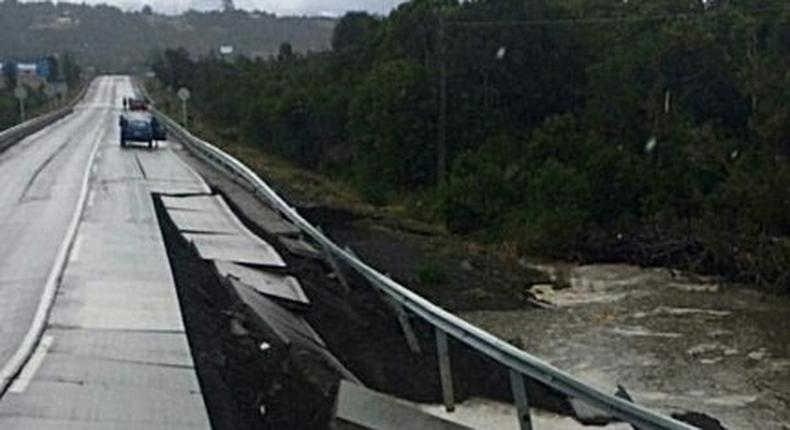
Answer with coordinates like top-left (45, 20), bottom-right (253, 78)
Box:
top-left (161, 194), bottom-right (227, 213)
top-left (247, 205), bottom-right (301, 237)
top-left (185, 232), bottom-right (286, 267)
top-left (279, 236), bottom-right (323, 260)
top-left (167, 209), bottom-right (240, 234)
top-left (163, 194), bottom-right (288, 267)
top-left (227, 278), bottom-right (324, 348)
top-left (214, 260), bottom-right (309, 306)
top-left (335, 380), bottom-right (473, 430)
top-left (569, 384), bottom-right (638, 427)
top-left (226, 278), bottom-right (360, 383)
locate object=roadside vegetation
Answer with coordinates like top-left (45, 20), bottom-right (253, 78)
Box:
top-left (0, 53), bottom-right (82, 130)
top-left (149, 0), bottom-right (790, 292)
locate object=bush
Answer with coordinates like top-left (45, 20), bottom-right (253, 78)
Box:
top-left (505, 159), bottom-right (593, 257)
top-left (416, 262), bottom-right (448, 286)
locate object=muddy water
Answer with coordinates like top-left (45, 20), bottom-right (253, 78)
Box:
top-left (457, 264), bottom-right (790, 429)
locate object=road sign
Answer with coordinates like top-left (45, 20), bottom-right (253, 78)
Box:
top-left (177, 87), bottom-right (191, 101)
top-left (14, 87), bottom-right (27, 123)
top-left (177, 87), bottom-right (191, 127)
top-left (14, 87), bottom-right (27, 100)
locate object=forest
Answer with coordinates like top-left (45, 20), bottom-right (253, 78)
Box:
top-left (150, 0), bottom-right (790, 292)
top-left (0, 1), bottom-right (334, 71)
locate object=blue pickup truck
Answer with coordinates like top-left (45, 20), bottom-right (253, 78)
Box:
top-left (119, 111), bottom-right (166, 149)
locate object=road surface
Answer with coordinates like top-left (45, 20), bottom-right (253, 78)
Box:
top-left (0, 76), bottom-right (211, 429)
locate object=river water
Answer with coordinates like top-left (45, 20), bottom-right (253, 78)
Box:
top-left (429, 263), bottom-right (790, 429)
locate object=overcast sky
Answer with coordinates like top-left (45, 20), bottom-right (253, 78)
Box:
top-left (29, 0), bottom-right (405, 16)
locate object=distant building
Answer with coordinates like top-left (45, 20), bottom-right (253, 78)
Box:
top-left (17, 62), bottom-right (45, 90)
top-left (31, 13), bottom-right (78, 30)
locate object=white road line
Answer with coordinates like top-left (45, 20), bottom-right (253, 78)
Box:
top-left (68, 233), bottom-right (83, 264)
top-left (7, 335), bottom-right (54, 394)
top-left (87, 190), bottom-right (96, 208)
top-left (0, 84), bottom-right (106, 395)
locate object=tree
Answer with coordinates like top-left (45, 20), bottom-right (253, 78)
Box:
top-left (332, 12), bottom-right (380, 52)
top-left (2, 61), bottom-right (17, 90)
top-left (45, 55), bottom-right (61, 82)
top-left (379, 0), bottom-right (456, 65)
top-left (349, 59), bottom-right (436, 193)
top-left (141, 5), bottom-right (153, 15)
top-left (278, 42), bottom-right (294, 61)
top-left (61, 53), bottom-right (81, 88)
top-left (149, 48), bottom-right (193, 90)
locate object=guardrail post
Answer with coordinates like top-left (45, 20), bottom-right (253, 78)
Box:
top-left (435, 328), bottom-right (455, 412)
top-left (384, 297), bottom-right (422, 354)
top-left (509, 370), bottom-right (533, 430)
top-left (316, 226), bottom-right (351, 294)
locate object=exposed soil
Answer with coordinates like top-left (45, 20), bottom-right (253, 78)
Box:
top-left (217, 186), bottom-right (572, 412)
top-left (155, 194), bottom-right (337, 430)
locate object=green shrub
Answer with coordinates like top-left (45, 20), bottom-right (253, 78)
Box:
top-left (505, 159), bottom-right (593, 256)
top-left (416, 262), bottom-right (448, 286)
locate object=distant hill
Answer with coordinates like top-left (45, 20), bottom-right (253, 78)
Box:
top-left (0, 2), bottom-right (336, 71)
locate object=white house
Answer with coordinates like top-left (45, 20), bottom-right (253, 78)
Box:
top-left (17, 63), bottom-right (45, 90)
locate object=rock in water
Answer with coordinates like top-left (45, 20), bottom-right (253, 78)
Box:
top-left (672, 411), bottom-right (728, 430)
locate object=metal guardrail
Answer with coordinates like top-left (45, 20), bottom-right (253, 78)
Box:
top-left (0, 85), bottom-right (90, 154)
top-left (153, 107), bottom-right (698, 430)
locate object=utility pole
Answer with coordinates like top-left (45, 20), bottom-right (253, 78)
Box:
top-left (14, 86), bottom-right (27, 123)
top-left (436, 8), bottom-right (448, 185)
top-left (177, 87), bottom-right (191, 128)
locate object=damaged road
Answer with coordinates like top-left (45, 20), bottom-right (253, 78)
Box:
top-left (154, 185), bottom-right (571, 429)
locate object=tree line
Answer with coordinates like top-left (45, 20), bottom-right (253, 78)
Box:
top-left (151, 0), bottom-right (790, 291)
top-left (0, 1), bottom-right (334, 72)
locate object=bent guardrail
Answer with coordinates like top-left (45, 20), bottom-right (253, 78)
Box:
top-left (153, 106), bottom-right (698, 430)
top-left (0, 84), bottom-right (90, 154)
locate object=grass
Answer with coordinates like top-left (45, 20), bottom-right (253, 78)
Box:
top-left (416, 262), bottom-right (449, 286)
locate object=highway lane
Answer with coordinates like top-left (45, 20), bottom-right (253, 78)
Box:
top-left (0, 76), bottom-right (211, 428)
top-left (0, 78), bottom-right (114, 376)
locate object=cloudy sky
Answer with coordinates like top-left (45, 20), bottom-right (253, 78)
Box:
top-left (27, 0), bottom-right (406, 16)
